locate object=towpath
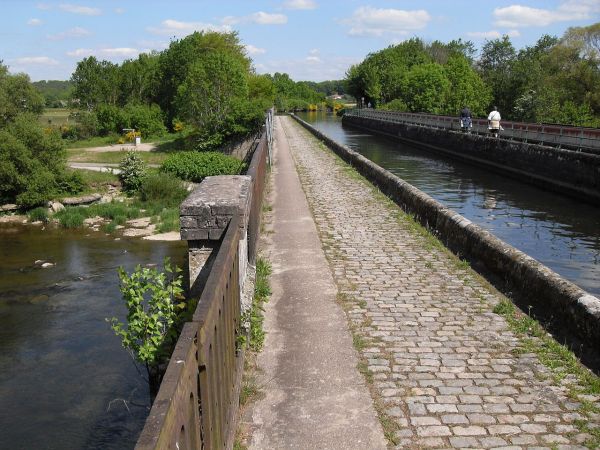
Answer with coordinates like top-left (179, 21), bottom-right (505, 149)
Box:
top-left (246, 116), bottom-right (599, 449)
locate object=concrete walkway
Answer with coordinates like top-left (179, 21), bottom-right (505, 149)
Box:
top-left (245, 115), bottom-right (600, 449)
top-left (246, 116), bottom-right (387, 449)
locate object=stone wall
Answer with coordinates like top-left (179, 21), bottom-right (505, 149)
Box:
top-left (292, 114), bottom-right (600, 347)
top-left (343, 114), bottom-right (600, 205)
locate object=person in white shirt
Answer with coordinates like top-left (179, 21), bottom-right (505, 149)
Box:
top-left (488, 106), bottom-right (501, 137)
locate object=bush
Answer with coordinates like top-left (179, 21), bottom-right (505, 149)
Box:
top-left (161, 151), bottom-right (244, 183)
top-left (28, 207), bottom-right (49, 223)
top-left (139, 172), bottom-right (188, 206)
top-left (123, 104), bottom-right (167, 138)
top-left (95, 104), bottom-right (125, 136)
top-left (118, 151), bottom-right (147, 192)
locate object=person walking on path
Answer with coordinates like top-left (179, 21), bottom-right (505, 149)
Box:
top-left (488, 106), bottom-right (501, 137)
top-left (460, 106), bottom-right (472, 133)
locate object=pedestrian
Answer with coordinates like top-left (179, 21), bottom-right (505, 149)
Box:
top-left (487, 106), bottom-right (501, 137)
top-left (460, 105), bottom-right (472, 132)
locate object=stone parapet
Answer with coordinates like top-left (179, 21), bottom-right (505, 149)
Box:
top-left (180, 175), bottom-right (252, 241)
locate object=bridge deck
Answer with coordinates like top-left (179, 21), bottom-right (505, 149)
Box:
top-left (245, 116), bottom-right (599, 449)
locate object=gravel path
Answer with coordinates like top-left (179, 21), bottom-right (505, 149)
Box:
top-left (279, 115), bottom-right (599, 449)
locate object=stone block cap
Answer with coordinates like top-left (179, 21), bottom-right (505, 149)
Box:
top-left (180, 175), bottom-right (252, 241)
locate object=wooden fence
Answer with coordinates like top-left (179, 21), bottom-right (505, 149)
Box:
top-left (135, 112), bottom-right (271, 450)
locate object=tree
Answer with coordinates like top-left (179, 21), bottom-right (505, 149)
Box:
top-left (478, 36), bottom-right (517, 114)
top-left (0, 64), bottom-right (44, 127)
top-left (157, 31), bottom-right (250, 126)
top-left (402, 63), bottom-right (450, 114)
top-left (175, 51), bottom-right (248, 137)
top-left (444, 55), bottom-right (491, 116)
top-left (0, 114), bottom-right (77, 207)
top-left (71, 57), bottom-right (120, 109)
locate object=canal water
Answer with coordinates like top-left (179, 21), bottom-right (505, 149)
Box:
top-left (0, 224), bottom-right (186, 450)
top-left (298, 111), bottom-right (600, 297)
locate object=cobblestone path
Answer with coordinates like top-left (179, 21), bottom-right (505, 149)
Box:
top-left (279, 116), bottom-right (600, 449)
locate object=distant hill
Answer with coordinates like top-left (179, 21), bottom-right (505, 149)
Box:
top-left (32, 80), bottom-right (73, 107)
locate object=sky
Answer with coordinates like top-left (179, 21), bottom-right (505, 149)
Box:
top-left (1, 0), bottom-right (599, 82)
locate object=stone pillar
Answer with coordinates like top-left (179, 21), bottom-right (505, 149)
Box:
top-left (180, 175), bottom-right (252, 297)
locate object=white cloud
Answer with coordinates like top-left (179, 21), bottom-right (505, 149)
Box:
top-left (27, 18), bottom-right (43, 26)
top-left (48, 26), bottom-right (91, 40)
top-left (58, 3), bottom-right (102, 16)
top-left (283, 0), bottom-right (317, 10)
top-left (148, 19), bottom-right (231, 36)
top-left (67, 47), bottom-right (140, 58)
top-left (15, 56), bottom-right (59, 66)
top-left (466, 29), bottom-right (520, 39)
top-left (115, 8), bottom-right (125, 14)
top-left (341, 6), bottom-right (430, 37)
top-left (493, 1), bottom-right (600, 28)
top-left (36, 3), bottom-right (52, 10)
top-left (245, 44), bottom-right (266, 56)
top-left (223, 12), bottom-right (287, 26)
top-left (306, 49), bottom-right (321, 63)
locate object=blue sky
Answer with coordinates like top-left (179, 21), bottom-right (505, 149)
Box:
top-left (2, 0), bottom-right (599, 82)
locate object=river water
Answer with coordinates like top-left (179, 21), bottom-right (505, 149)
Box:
top-left (298, 111), bottom-right (600, 297)
top-left (0, 224), bottom-right (186, 450)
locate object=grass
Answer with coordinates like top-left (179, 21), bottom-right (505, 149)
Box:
top-left (28, 207), bottom-right (49, 223)
top-left (72, 169), bottom-right (119, 195)
top-left (65, 135), bottom-right (120, 149)
top-left (53, 201), bottom-right (141, 228)
top-left (245, 258), bottom-right (272, 351)
top-left (493, 299), bottom-right (600, 448)
top-left (40, 108), bottom-right (72, 127)
top-left (67, 148), bottom-right (170, 165)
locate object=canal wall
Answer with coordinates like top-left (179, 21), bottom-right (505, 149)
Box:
top-left (342, 114), bottom-right (600, 206)
top-left (291, 113), bottom-right (600, 349)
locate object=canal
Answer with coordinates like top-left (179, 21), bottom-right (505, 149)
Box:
top-left (0, 225), bottom-right (186, 450)
top-left (298, 111), bottom-right (600, 297)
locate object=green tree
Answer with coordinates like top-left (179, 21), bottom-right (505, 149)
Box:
top-left (175, 51), bottom-right (249, 145)
top-left (478, 36), bottom-right (517, 114)
top-left (71, 56), bottom-right (120, 109)
top-left (444, 55), bottom-right (491, 116)
top-left (402, 63), bottom-right (450, 114)
top-left (0, 64), bottom-right (45, 126)
top-left (0, 114), bottom-right (75, 207)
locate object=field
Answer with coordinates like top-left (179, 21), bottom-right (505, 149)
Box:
top-left (39, 108), bottom-right (73, 127)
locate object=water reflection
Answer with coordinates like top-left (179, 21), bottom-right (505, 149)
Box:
top-left (299, 111), bottom-right (600, 296)
top-left (0, 225), bottom-right (186, 450)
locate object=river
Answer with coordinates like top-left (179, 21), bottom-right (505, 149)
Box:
top-left (298, 111), bottom-right (600, 297)
top-left (0, 224), bottom-right (186, 450)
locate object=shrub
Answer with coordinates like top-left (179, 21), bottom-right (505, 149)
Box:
top-left (28, 207), bottom-right (49, 223)
top-left (161, 151), bottom-right (244, 183)
top-left (123, 104), bottom-right (167, 138)
top-left (107, 259), bottom-right (185, 390)
top-left (96, 104), bottom-right (125, 136)
top-left (139, 172), bottom-right (188, 206)
top-left (118, 151), bottom-right (147, 192)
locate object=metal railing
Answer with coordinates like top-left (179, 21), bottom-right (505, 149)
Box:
top-left (345, 109), bottom-right (600, 153)
top-left (135, 110), bottom-right (272, 450)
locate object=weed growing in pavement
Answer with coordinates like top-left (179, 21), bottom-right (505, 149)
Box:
top-left (493, 299), bottom-right (600, 448)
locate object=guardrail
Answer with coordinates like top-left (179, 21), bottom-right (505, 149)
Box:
top-left (345, 108), bottom-right (600, 153)
top-left (135, 109), bottom-right (272, 450)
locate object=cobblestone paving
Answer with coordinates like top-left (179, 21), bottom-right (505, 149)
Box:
top-left (279, 116), bottom-right (600, 449)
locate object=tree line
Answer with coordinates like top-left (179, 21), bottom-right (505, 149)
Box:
top-left (345, 23), bottom-right (600, 127)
